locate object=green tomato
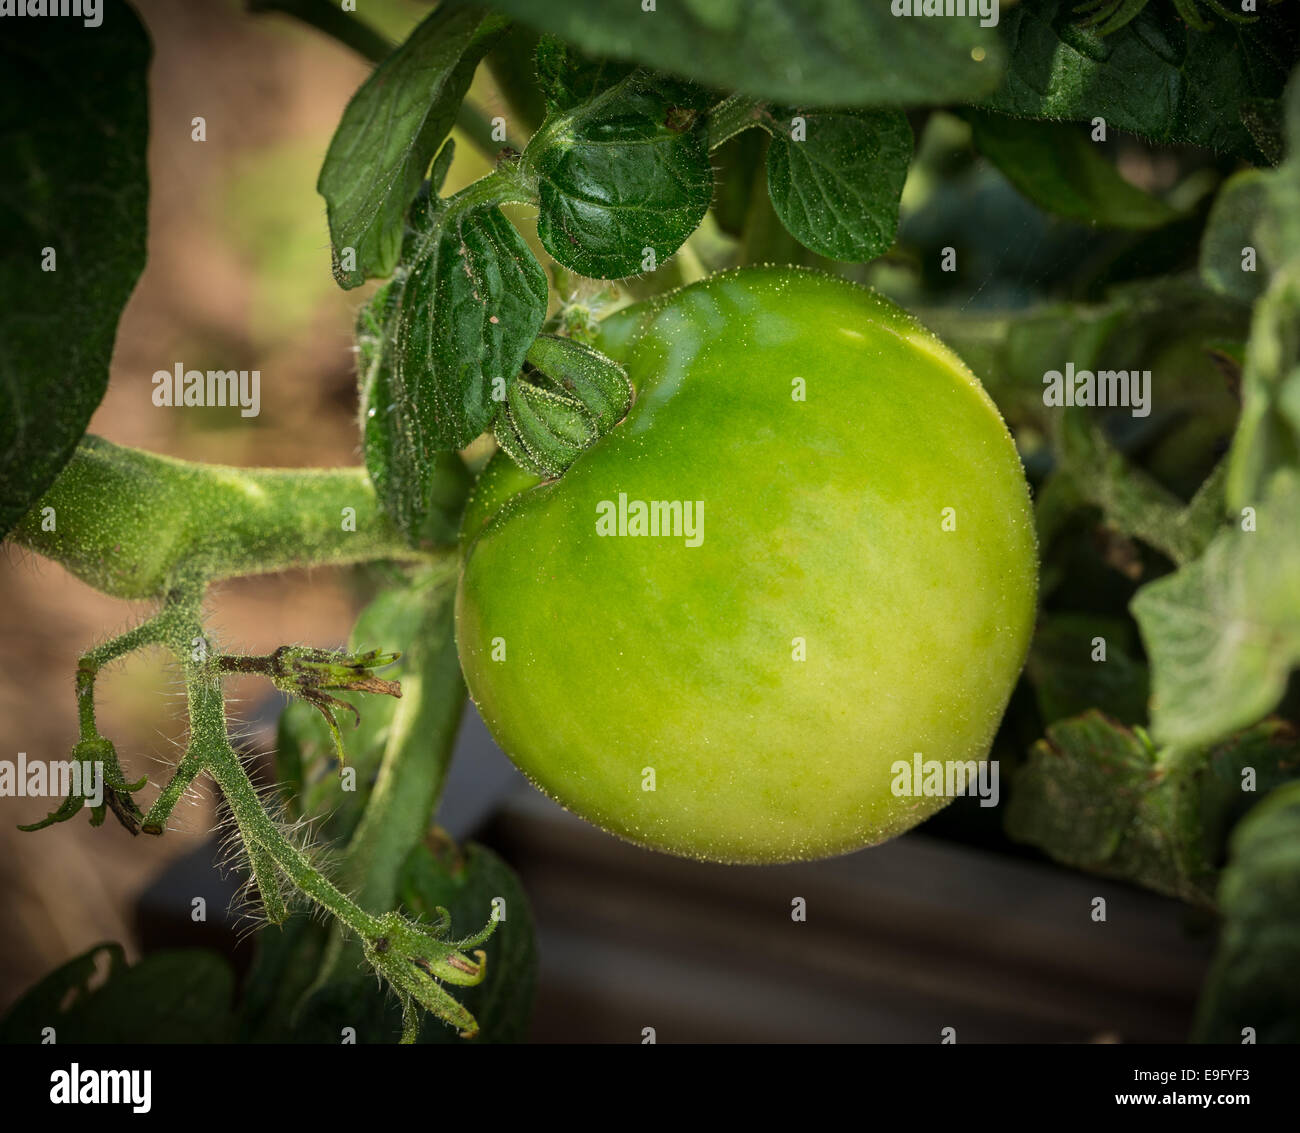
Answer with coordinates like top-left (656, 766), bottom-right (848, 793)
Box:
top-left (456, 267), bottom-right (1037, 864)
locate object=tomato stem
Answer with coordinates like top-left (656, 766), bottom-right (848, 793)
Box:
top-left (11, 435), bottom-right (445, 600)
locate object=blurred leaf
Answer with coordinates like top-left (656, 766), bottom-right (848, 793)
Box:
top-left (399, 839), bottom-right (537, 1043)
top-left (341, 574), bottom-right (466, 915)
top-left (711, 127), bottom-right (768, 238)
top-left (526, 72), bottom-right (713, 279)
top-left (1226, 273), bottom-right (1300, 513)
top-left (1025, 613), bottom-right (1149, 726)
top-left (1132, 472), bottom-right (1300, 749)
top-left (1198, 719), bottom-right (1300, 874)
top-left (0, 1), bottom-right (148, 538)
top-left (470, 0), bottom-right (1002, 107)
top-left (318, 6), bottom-right (506, 289)
top-left (1223, 75), bottom-right (1300, 512)
top-left (286, 969), bottom-right (406, 1042)
top-left (966, 111), bottom-right (1182, 229)
top-left (765, 108), bottom-right (911, 263)
top-left (1056, 410), bottom-right (1226, 566)
top-left (0, 944), bottom-right (236, 1043)
top-left (1007, 712), bottom-right (1300, 907)
top-left (0, 943), bottom-right (125, 1043)
top-left (980, 0), bottom-right (1294, 160)
top-left (239, 915), bottom-right (332, 1041)
top-left (485, 25), bottom-right (547, 136)
top-left (277, 565), bottom-right (465, 851)
top-left (923, 277), bottom-right (1250, 432)
top-left (1200, 169), bottom-right (1271, 303)
top-left (1194, 778), bottom-right (1300, 1043)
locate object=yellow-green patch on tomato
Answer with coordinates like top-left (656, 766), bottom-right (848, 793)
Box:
top-left (456, 267), bottom-right (1037, 864)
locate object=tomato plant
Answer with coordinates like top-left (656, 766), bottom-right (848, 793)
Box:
top-left (2, 0), bottom-right (1299, 1049)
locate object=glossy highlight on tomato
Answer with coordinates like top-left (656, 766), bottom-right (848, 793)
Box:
top-left (456, 267), bottom-right (1037, 864)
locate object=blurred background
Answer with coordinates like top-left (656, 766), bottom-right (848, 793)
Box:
top-left (0, 0), bottom-right (1218, 1041)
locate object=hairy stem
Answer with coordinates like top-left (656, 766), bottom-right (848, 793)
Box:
top-left (141, 744), bottom-right (208, 835)
top-left (12, 431), bottom-right (488, 1035)
top-left (76, 608), bottom-right (177, 741)
top-left (196, 678), bottom-right (381, 934)
top-left (706, 93), bottom-right (768, 150)
top-left (12, 435), bottom-right (435, 600)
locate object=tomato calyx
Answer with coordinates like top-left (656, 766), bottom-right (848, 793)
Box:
top-left (493, 333), bottom-right (633, 479)
top-left (214, 644), bottom-right (402, 768)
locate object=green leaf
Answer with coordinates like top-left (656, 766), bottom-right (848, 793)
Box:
top-left (1007, 714), bottom-right (1171, 887)
top-left (526, 333), bottom-right (633, 434)
top-left (534, 34), bottom-right (634, 116)
top-left (1006, 712), bottom-right (1300, 907)
top-left (357, 273), bottom-right (475, 545)
top-left (0, 1), bottom-right (149, 539)
top-left (1194, 778), bottom-right (1300, 1043)
top-left (980, 0), bottom-right (1294, 160)
top-left (467, 0), bottom-right (1002, 107)
top-left (1132, 472), bottom-right (1300, 749)
top-left (1025, 613), bottom-right (1149, 726)
top-left (398, 840), bottom-right (537, 1044)
top-left (1197, 719), bottom-right (1300, 875)
top-left (765, 108), bottom-right (912, 263)
top-left (1239, 96), bottom-right (1286, 167)
top-left (281, 964), bottom-right (407, 1042)
top-left (526, 73), bottom-right (713, 279)
top-left (396, 201), bottom-right (548, 446)
top-left (361, 202), bottom-right (546, 537)
top-left (317, 6), bottom-right (506, 289)
top-left (1199, 169), bottom-right (1271, 303)
top-left (0, 944), bottom-right (236, 1043)
top-left (966, 111), bottom-right (1181, 230)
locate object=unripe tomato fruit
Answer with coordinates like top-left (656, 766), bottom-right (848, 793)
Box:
top-left (456, 267), bottom-right (1036, 863)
